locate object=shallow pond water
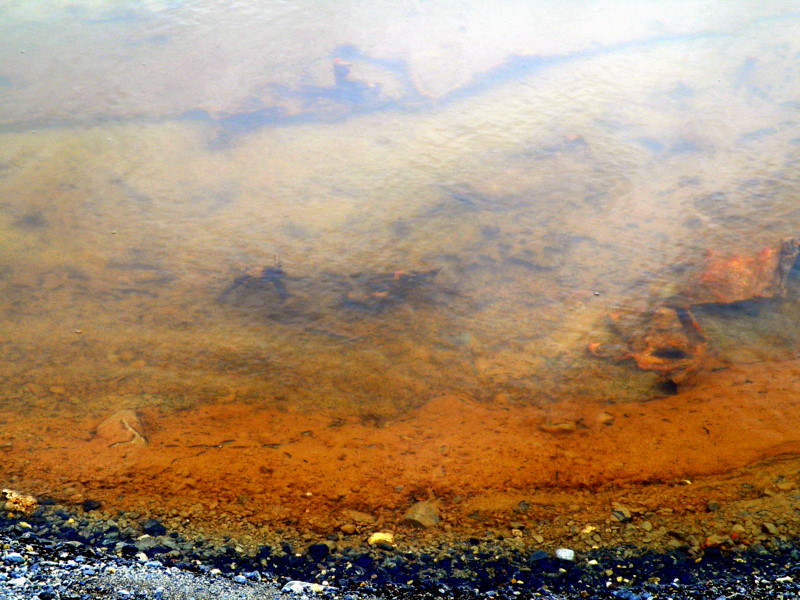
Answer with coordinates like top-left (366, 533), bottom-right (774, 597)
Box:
top-left (2, 0), bottom-right (800, 542)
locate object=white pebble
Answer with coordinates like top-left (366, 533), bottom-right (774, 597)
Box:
top-left (555, 548), bottom-right (575, 561)
top-left (281, 580), bottom-right (338, 594)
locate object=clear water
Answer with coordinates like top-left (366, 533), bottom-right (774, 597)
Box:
top-left (1, 2), bottom-right (800, 450)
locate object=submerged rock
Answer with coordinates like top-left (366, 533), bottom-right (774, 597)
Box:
top-left (627, 306), bottom-right (707, 384)
top-left (217, 263), bottom-right (444, 322)
top-left (403, 500), bottom-right (440, 528)
top-left (589, 237), bottom-right (800, 385)
top-left (539, 420), bottom-right (578, 434)
top-left (685, 237), bottom-right (800, 305)
top-left (95, 409), bottom-right (148, 448)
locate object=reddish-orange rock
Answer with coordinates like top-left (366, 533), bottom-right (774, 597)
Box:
top-left (686, 237), bottom-right (799, 305)
top-left (628, 306), bottom-right (707, 384)
top-left (590, 238), bottom-right (800, 385)
top-left (94, 409), bottom-right (148, 448)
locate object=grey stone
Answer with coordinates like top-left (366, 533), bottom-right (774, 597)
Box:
top-left (513, 501), bottom-right (530, 514)
top-left (135, 536), bottom-right (159, 552)
top-left (611, 503), bottom-right (632, 522)
top-left (157, 536), bottom-right (181, 551)
top-left (402, 500), bottom-right (440, 528)
top-left (762, 522), bottom-right (779, 535)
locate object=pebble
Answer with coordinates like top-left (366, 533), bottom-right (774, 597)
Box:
top-left (26, 382), bottom-right (44, 395)
top-left (611, 503), bottom-right (632, 522)
top-left (4, 551), bottom-right (25, 563)
top-left (341, 509), bottom-right (376, 524)
top-left (83, 499), bottom-right (103, 511)
top-left (402, 500), bottom-right (440, 528)
top-left (136, 536), bottom-right (159, 552)
top-left (281, 580), bottom-right (338, 594)
top-left (596, 411), bottom-right (615, 426)
top-left (367, 532), bottom-right (395, 546)
top-left (142, 519), bottom-right (167, 536)
top-left (2, 488), bottom-right (38, 514)
top-left (307, 542), bottom-right (330, 561)
top-left (704, 534), bottom-right (727, 548)
top-left (555, 548), bottom-right (575, 561)
top-left (539, 420), bottom-right (577, 434)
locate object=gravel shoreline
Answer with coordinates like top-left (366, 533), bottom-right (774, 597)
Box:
top-left (4, 506), bottom-right (800, 600)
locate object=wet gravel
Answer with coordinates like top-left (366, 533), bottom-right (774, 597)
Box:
top-left (3, 507), bottom-right (800, 600)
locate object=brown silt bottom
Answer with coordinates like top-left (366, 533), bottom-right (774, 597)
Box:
top-left (4, 358), bottom-right (800, 549)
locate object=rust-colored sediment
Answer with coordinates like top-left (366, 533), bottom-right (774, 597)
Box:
top-left (3, 358), bottom-right (800, 542)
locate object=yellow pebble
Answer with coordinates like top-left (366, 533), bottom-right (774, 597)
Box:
top-left (367, 532), bottom-right (395, 546)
